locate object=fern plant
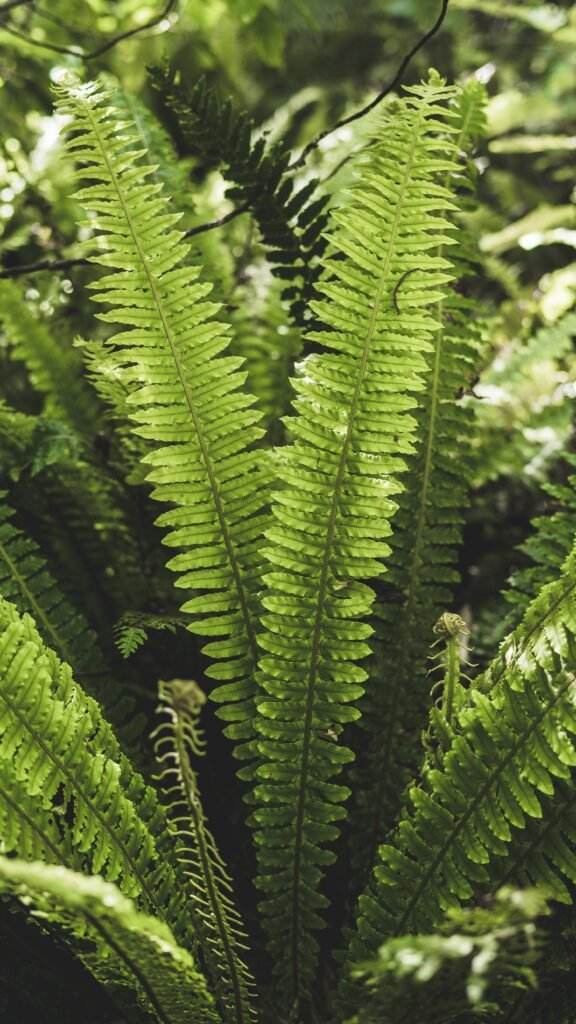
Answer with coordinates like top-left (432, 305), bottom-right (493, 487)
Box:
top-left (1, 52), bottom-right (576, 1024)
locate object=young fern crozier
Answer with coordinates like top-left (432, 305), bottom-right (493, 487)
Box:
top-left (154, 678), bottom-right (255, 1024)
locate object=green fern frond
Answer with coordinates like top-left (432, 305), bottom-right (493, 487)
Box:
top-left (154, 678), bottom-right (255, 1024)
top-left (339, 537), bottom-right (576, 1011)
top-left (0, 858), bottom-right (218, 1024)
top-left (473, 310), bottom-right (576, 486)
top-left (347, 78), bottom-right (486, 884)
top-left (114, 86), bottom-right (197, 228)
top-left (0, 278), bottom-right (101, 438)
top-left (250, 74), bottom-right (464, 1005)
top-left (151, 67), bottom-right (329, 327)
top-left (0, 596), bottom-right (197, 954)
top-left (56, 76), bottom-right (266, 763)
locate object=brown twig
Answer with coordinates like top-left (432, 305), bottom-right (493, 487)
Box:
top-left (0, 203), bottom-right (250, 279)
top-left (287, 0), bottom-right (450, 172)
top-left (0, 0), bottom-right (176, 60)
top-left (0, 2), bottom-right (450, 278)
top-left (0, 0), bottom-right (30, 12)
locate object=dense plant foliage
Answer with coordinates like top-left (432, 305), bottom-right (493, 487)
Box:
top-left (0, 2), bottom-right (575, 1023)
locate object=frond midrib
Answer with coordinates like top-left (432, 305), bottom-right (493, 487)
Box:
top-left (84, 104), bottom-right (259, 669)
top-left (394, 671), bottom-right (576, 934)
top-left (289, 113), bottom-right (423, 995)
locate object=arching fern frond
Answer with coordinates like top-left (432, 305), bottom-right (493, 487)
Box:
top-left (154, 678), bottom-right (255, 1024)
top-left (55, 76), bottom-right (267, 763)
top-left (0, 858), bottom-right (218, 1024)
top-left (0, 596), bottom-right (196, 954)
top-left (347, 77), bottom-right (486, 886)
top-left (339, 537), bottom-right (576, 1013)
top-left (250, 73), bottom-right (463, 1007)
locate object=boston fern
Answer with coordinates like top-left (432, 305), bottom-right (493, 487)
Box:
top-left (1, 62), bottom-right (575, 1024)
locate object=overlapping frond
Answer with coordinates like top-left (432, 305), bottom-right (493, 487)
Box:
top-left (0, 495), bottom-right (138, 737)
top-left (151, 67), bottom-right (329, 326)
top-left (0, 402), bottom-right (83, 480)
top-left (348, 78), bottom-right (486, 884)
top-left (0, 597), bottom-right (196, 953)
top-left (114, 610), bottom-right (185, 659)
top-left (250, 74), bottom-right (464, 1005)
top-left (56, 77), bottom-right (267, 760)
top-left (0, 859), bottom-right (218, 1024)
top-left (339, 538), bottom-right (576, 1013)
top-left (154, 679), bottom-right (255, 1024)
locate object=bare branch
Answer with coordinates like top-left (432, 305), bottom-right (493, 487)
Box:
top-left (0, 0), bottom-right (30, 13)
top-left (0, 0), bottom-right (176, 61)
top-left (0, 255), bottom-right (89, 279)
top-left (0, 204), bottom-right (250, 279)
top-left (287, 0), bottom-right (450, 172)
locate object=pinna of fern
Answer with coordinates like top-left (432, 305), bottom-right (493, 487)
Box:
top-left (249, 73), bottom-right (466, 1010)
top-left (55, 75), bottom-right (268, 766)
top-left (338, 534), bottom-right (576, 1017)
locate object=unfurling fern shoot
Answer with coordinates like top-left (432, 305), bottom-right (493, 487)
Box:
top-left (154, 678), bottom-right (255, 1024)
top-left (429, 612), bottom-right (471, 726)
